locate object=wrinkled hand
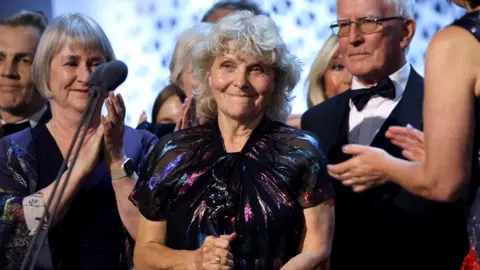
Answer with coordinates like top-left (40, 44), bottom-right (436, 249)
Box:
top-left (286, 114), bottom-right (302, 129)
top-left (327, 145), bottom-right (391, 192)
top-left (72, 124), bottom-right (104, 178)
top-left (137, 111), bottom-right (147, 126)
top-left (386, 125), bottom-right (425, 162)
top-left (192, 233), bottom-right (236, 269)
top-left (102, 92), bottom-right (126, 170)
top-left (175, 97), bottom-right (196, 131)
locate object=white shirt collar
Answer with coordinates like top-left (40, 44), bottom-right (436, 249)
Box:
top-left (1, 105), bottom-right (47, 128)
top-left (351, 63), bottom-right (411, 99)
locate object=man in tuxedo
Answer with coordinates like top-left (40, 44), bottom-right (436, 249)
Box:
top-left (302, 0), bottom-right (467, 269)
top-left (0, 11), bottom-right (50, 138)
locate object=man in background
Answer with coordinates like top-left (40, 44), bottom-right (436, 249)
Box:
top-left (0, 11), bottom-right (49, 138)
top-left (302, 0), bottom-right (468, 269)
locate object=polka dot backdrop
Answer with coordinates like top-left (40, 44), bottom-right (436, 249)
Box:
top-left (53, 0), bottom-right (465, 127)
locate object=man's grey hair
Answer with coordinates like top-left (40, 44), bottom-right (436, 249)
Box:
top-left (337, 0), bottom-right (415, 18)
top-left (384, 0), bottom-right (415, 18)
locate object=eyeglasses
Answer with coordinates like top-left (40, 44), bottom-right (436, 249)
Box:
top-left (330, 17), bottom-right (404, 37)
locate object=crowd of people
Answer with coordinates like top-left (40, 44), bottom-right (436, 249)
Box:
top-left (0, 0), bottom-right (479, 269)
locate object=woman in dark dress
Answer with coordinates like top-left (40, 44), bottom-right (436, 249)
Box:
top-left (132, 11), bottom-right (335, 270)
top-left (326, 0), bottom-right (480, 268)
top-left (0, 14), bottom-right (157, 269)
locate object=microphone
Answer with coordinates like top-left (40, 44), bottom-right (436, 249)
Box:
top-left (88, 60), bottom-right (128, 92)
top-left (101, 60), bottom-right (128, 91)
top-left (88, 61), bottom-right (107, 87)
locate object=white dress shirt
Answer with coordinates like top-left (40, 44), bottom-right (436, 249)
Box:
top-left (348, 63), bottom-right (411, 145)
top-left (1, 105), bottom-right (47, 128)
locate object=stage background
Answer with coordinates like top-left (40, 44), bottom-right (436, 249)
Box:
top-left (2, 0), bottom-right (466, 126)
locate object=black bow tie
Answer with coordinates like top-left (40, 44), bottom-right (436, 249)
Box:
top-left (351, 77), bottom-right (396, 111)
top-left (1, 121), bottom-right (31, 137)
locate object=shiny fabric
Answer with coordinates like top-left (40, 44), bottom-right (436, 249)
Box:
top-left (131, 118), bottom-right (334, 269)
top-left (453, 10), bottom-right (480, 263)
top-left (453, 10), bottom-right (480, 41)
top-left (0, 124), bottom-right (158, 269)
top-left (463, 246), bottom-right (480, 270)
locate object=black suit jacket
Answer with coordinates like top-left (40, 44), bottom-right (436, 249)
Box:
top-left (302, 68), bottom-right (467, 270)
top-left (0, 105), bottom-right (51, 139)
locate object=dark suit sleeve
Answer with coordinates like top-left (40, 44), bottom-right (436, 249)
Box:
top-left (300, 107), bottom-right (314, 131)
top-left (301, 104), bottom-right (334, 157)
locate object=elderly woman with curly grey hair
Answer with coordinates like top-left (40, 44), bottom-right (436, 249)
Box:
top-left (132, 11), bottom-right (334, 270)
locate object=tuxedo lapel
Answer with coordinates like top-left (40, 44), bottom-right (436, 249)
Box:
top-left (326, 91), bottom-right (362, 199)
top-left (327, 90), bottom-right (352, 164)
top-left (366, 68), bottom-right (436, 215)
top-left (369, 68), bottom-right (424, 158)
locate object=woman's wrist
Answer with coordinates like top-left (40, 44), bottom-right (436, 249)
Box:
top-left (379, 153), bottom-right (398, 183)
top-left (109, 149), bottom-right (126, 170)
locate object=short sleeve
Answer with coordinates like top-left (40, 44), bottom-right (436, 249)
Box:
top-left (294, 133), bottom-right (335, 208)
top-left (130, 132), bottom-right (190, 221)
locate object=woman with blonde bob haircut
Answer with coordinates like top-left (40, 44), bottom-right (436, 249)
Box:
top-left (132, 11), bottom-right (335, 270)
top-left (305, 34), bottom-right (352, 107)
top-left (286, 34), bottom-right (351, 128)
top-left (0, 13), bottom-right (157, 269)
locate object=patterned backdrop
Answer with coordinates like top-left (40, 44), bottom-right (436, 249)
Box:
top-left (52, 0), bottom-right (465, 126)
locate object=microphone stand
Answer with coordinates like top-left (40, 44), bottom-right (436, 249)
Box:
top-left (21, 85), bottom-right (106, 270)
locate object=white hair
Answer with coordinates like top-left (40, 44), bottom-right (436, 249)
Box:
top-left (191, 11), bottom-right (302, 122)
top-left (384, 0), bottom-right (415, 18)
top-left (169, 23), bottom-right (212, 85)
top-left (32, 13), bottom-right (116, 99)
top-left (336, 0), bottom-right (415, 18)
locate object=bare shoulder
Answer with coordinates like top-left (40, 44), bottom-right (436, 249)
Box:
top-left (426, 25), bottom-right (480, 94)
top-left (429, 26), bottom-right (480, 65)
top-left (431, 25), bottom-right (478, 47)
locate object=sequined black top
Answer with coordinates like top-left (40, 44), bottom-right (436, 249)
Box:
top-left (452, 10), bottom-right (480, 261)
top-left (131, 118), bottom-right (334, 269)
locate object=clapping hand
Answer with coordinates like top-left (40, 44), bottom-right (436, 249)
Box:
top-left (328, 145), bottom-right (391, 192)
top-left (386, 124), bottom-right (425, 162)
top-left (101, 92), bottom-right (126, 170)
top-left (328, 124), bottom-right (425, 193)
top-left (137, 111), bottom-right (147, 126)
top-left (175, 97), bottom-right (195, 131)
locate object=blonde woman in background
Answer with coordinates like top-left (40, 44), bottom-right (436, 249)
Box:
top-left (306, 34), bottom-right (352, 106)
top-left (287, 34), bottom-right (352, 128)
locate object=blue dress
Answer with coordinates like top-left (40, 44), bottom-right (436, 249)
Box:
top-left (131, 118), bottom-right (334, 269)
top-left (0, 123), bottom-right (157, 269)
